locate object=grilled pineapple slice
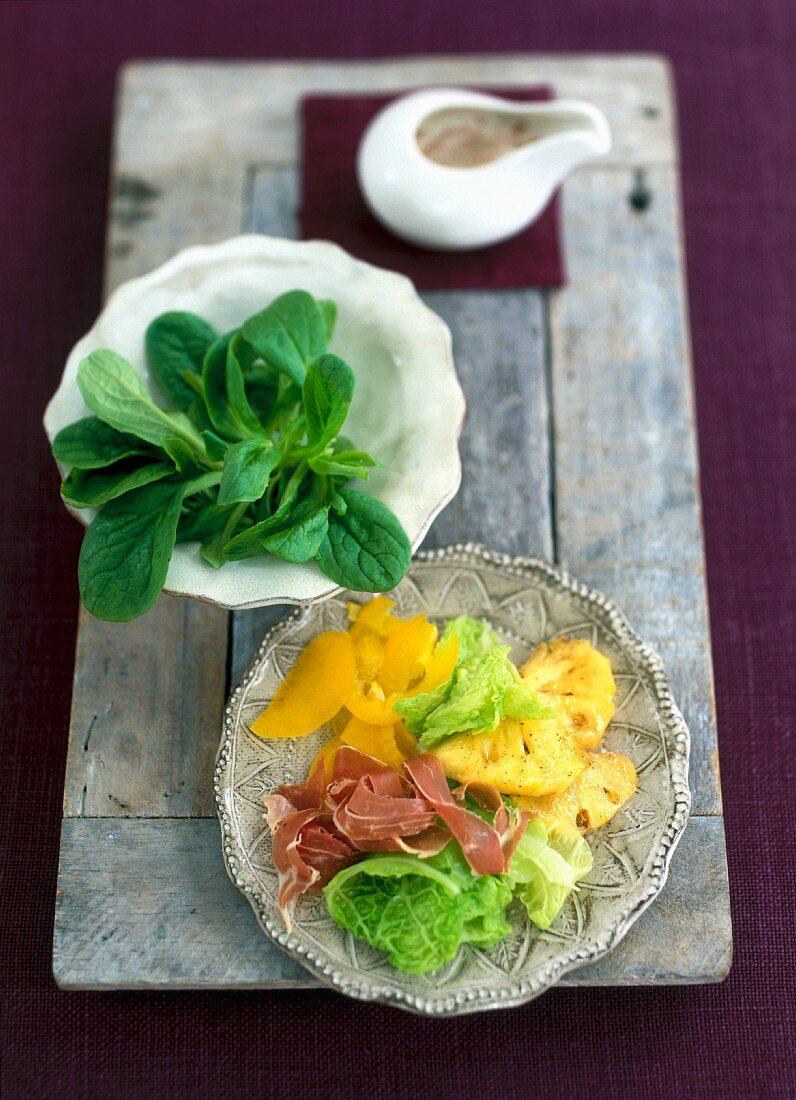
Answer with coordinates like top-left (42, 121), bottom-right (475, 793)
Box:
top-left (514, 751), bottom-right (637, 833)
top-left (431, 717), bottom-right (586, 798)
top-left (519, 637), bottom-right (616, 750)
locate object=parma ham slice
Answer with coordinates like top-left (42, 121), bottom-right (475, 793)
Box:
top-left (263, 746), bottom-right (529, 927)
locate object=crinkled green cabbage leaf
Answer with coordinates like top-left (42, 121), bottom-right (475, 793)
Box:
top-left (394, 645), bottom-right (554, 749)
top-left (324, 843), bottom-right (512, 974)
top-left (505, 818), bottom-right (593, 930)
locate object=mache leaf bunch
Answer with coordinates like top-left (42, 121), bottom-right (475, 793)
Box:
top-left (52, 291), bottom-right (411, 621)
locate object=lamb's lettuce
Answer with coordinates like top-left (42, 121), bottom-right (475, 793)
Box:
top-left (394, 645), bottom-right (554, 749)
top-left (324, 843), bottom-right (512, 974)
top-left (52, 291), bottom-right (412, 621)
top-left (505, 819), bottom-right (593, 930)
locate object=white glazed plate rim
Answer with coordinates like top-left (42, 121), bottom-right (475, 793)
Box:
top-left (215, 544), bottom-right (691, 1015)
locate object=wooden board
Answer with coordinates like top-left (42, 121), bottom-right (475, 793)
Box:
top-left (53, 54), bottom-right (731, 990)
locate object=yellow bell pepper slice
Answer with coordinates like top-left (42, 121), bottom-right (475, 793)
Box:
top-left (330, 707), bottom-right (352, 737)
top-left (394, 720), bottom-right (418, 757)
top-left (347, 596), bottom-right (399, 639)
top-left (379, 615), bottom-right (438, 696)
top-left (344, 681), bottom-right (400, 726)
top-left (400, 634), bottom-right (458, 698)
top-left (250, 631), bottom-right (356, 739)
top-left (340, 716), bottom-right (407, 771)
top-left (352, 628), bottom-right (385, 685)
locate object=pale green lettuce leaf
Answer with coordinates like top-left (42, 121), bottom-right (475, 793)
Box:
top-left (394, 646), bottom-right (553, 749)
top-left (506, 819), bottom-right (593, 931)
top-left (439, 615), bottom-right (501, 665)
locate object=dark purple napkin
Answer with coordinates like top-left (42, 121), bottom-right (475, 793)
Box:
top-left (299, 87), bottom-right (565, 290)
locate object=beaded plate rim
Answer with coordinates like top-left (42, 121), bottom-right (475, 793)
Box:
top-left (215, 544), bottom-right (691, 1015)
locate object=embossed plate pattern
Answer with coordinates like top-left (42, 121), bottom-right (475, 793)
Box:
top-left (215, 545), bottom-right (691, 1015)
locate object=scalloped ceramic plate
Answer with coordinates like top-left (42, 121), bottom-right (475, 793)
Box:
top-left (42, 235), bottom-right (464, 610)
top-left (216, 545), bottom-right (691, 1015)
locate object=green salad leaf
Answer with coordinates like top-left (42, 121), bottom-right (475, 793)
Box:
top-left (318, 298), bottom-right (337, 342)
top-left (78, 472), bottom-right (220, 621)
top-left (505, 819), bottom-right (593, 930)
top-left (61, 458), bottom-right (174, 507)
top-left (324, 843), bottom-right (512, 974)
top-left (242, 290), bottom-right (327, 385)
top-left (202, 332), bottom-right (249, 441)
top-left (259, 501), bottom-right (330, 563)
top-left (52, 416), bottom-right (154, 469)
top-left (145, 310), bottom-right (217, 411)
top-left (217, 439), bottom-right (280, 505)
top-left (77, 350), bottom-right (200, 451)
top-left (394, 645), bottom-right (554, 749)
top-left (301, 354), bottom-right (355, 454)
top-left (315, 488), bottom-right (411, 592)
top-left (52, 290), bottom-right (412, 620)
top-left (440, 615), bottom-right (501, 664)
top-left (309, 449), bottom-right (377, 480)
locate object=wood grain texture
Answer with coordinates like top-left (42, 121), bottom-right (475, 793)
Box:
top-left (61, 69), bottom-right (247, 820)
top-left (63, 598), bottom-right (227, 818)
top-left (549, 166), bottom-right (720, 816)
top-left (117, 55), bottom-right (675, 170)
top-left (246, 166), bottom-right (299, 238)
top-left (420, 291), bottom-right (552, 556)
top-left (53, 816), bottom-right (730, 989)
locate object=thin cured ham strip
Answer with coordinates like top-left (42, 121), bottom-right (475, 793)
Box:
top-left (271, 758), bottom-right (326, 810)
top-left (453, 779), bottom-right (507, 828)
top-left (404, 755), bottom-right (507, 875)
top-left (269, 807), bottom-right (326, 931)
top-left (264, 758), bottom-right (359, 929)
top-left (326, 746), bottom-right (409, 811)
top-left (453, 779), bottom-right (532, 869)
top-left (292, 821), bottom-right (356, 887)
top-left (391, 824), bottom-right (451, 858)
top-left (333, 779), bottom-right (437, 843)
top-left (331, 745), bottom-right (388, 784)
top-left (262, 793), bottom-right (296, 832)
top-left (268, 808), bottom-right (358, 931)
top-left (347, 827), bottom-right (451, 857)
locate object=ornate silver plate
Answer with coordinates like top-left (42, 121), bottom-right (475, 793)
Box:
top-left (215, 545), bottom-right (691, 1015)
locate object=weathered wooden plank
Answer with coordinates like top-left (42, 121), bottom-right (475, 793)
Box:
top-left (61, 75), bottom-right (246, 820)
top-left (63, 598), bottom-right (227, 818)
top-left (53, 816), bottom-right (730, 990)
top-left (420, 291), bottom-right (552, 557)
top-left (549, 166), bottom-right (721, 817)
top-left (118, 55), bottom-right (675, 171)
top-left (245, 166), bottom-right (298, 238)
top-left (106, 164), bottom-right (247, 294)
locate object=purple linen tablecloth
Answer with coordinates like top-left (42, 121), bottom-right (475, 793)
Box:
top-left (1, 2), bottom-right (794, 1097)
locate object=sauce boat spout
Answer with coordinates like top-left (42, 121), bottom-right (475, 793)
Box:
top-left (357, 89), bottom-right (612, 251)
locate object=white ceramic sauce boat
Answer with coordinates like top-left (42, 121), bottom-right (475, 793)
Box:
top-left (357, 88), bottom-right (611, 250)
